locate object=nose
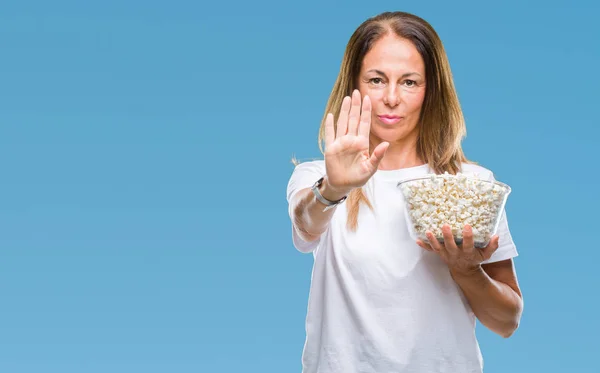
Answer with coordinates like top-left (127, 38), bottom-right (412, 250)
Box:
top-left (383, 85), bottom-right (400, 107)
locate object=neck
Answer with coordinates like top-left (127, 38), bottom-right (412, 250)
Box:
top-left (371, 136), bottom-right (424, 171)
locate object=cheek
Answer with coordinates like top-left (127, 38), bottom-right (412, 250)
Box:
top-left (358, 84), bottom-right (382, 101)
top-left (404, 91), bottom-right (426, 113)
top-left (400, 92), bottom-right (425, 116)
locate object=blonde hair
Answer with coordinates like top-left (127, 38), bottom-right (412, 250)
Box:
top-left (311, 11), bottom-right (474, 230)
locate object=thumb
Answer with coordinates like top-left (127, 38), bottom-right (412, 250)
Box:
top-left (481, 235), bottom-right (500, 260)
top-left (368, 142), bottom-right (389, 170)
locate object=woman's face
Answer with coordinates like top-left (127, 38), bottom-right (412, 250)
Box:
top-left (357, 33), bottom-right (426, 146)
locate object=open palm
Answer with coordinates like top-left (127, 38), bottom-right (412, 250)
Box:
top-left (324, 90), bottom-right (389, 194)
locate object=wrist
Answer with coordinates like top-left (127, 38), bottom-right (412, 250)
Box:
top-left (321, 177), bottom-right (351, 202)
top-left (449, 264), bottom-right (484, 280)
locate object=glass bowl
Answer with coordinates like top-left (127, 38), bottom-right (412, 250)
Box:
top-left (397, 173), bottom-right (511, 249)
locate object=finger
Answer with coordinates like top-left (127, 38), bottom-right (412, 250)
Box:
top-left (347, 90), bottom-right (361, 135)
top-left (426, 231), bottom-right (442, 252)
top-left (336, 96), bottom-right (351, 138)
top-left (325, 113), bottom-right (335, 149)
top-left (441, 224), bottom-right (458, 253)
top-left (417, 239), bottom-right (433, 252)
top-left (462, 224), bottom-right (474, 251)
top-left (367, 141), bottom-right (389, 171)
top-left (481, 235), bottom-right (500, 260)
top-left (358, 95), bottom-right (372, 138)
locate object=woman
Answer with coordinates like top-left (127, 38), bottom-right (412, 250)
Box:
top-left (286, 11), bottom-right (524, 373)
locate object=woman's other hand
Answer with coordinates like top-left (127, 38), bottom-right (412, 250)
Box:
top-left (416, 224), bottom-right (500, 276)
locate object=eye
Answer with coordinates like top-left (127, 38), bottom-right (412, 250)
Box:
top-left (369, 77), bottom-right (384, 85)
top-left (403, 79), bottom-right (417, 87)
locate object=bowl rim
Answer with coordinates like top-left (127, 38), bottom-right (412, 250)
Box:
top-left (396, 174), bottom-right (512, 194)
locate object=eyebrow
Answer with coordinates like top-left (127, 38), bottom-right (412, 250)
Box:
top-left (366, 69), bottom-right (422, 78)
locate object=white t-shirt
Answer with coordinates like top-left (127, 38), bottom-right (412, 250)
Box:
top-left (286, 160), bottom-right (518, 373)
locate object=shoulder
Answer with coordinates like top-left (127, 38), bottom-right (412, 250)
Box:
top-left (286, 159), bottom-right (326, 201)
top-left (292, 159), bottom-right (326, 173)
top-left (288, 159), bottom-right (327, 181)
top-left (459, 162), bottom-right (496, 181)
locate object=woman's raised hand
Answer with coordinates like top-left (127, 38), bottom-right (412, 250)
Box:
top-left (324, 90), bottom-right (389, 196)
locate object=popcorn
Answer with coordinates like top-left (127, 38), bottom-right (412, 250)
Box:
top-left (397, 172), bottom-right (511, 248)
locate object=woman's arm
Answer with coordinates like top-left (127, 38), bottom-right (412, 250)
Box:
top-left (450, 259), bottom-right (524, 338)
top-left (290, 92), bottom-right (388, 243)
top-left (416, 224), bottom-right (524, 338)
top-left (291, 177), bottom-right (349, 242)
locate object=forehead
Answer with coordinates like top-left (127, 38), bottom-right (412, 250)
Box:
top-left (361, 34), bottom-right (425, 73)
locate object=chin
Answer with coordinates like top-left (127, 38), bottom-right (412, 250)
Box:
top-left (371, 126), bottom-right (417, 144)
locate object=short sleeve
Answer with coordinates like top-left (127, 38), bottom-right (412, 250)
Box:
top-left (481, 172), bottom-right (519, 264)
top-left (286, 160), bottom-right (326, 253)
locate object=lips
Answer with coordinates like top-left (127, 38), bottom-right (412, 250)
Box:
top-left (377, 115), bottom-right (403, 125)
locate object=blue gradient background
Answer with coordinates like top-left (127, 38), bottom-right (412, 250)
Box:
top-left (0, 1), bottom-right (598, 372)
